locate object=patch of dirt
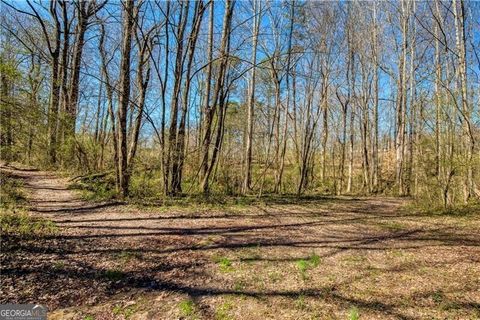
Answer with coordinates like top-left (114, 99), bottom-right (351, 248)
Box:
top-left (1, 165), bottom-right (479, 319)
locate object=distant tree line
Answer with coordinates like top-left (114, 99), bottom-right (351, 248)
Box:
top-left (0, 0), bottom-right (479, 208)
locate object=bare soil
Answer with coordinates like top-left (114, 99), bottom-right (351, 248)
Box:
top-left (1, 165), bottom-right (479, 320)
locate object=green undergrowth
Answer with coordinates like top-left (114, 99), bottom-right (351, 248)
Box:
top-left (297, 253), bottom-right (321, 280)
top-left (406, 200), bottom-right (480, 217)
top-left (68, 171), bottom-right (117, 201)
top-left (66, 169), bottom-right (343, 207)
top-left (1, 170), bottom-right (57, 237)
top-left (0, 211), bottom-right (57, 237)
top-left (0, 171), bottom-right (27, 210)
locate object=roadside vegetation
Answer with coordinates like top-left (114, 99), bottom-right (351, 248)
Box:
top-left (0, 169), bottom-right (57, 237)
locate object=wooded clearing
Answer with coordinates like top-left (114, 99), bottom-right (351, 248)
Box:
top-left (0, 0), bottom-right (479, 319)
top-left (1, 164), bottom-right (479, 319)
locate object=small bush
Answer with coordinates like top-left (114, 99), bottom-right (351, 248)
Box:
top-left (70, 172), bottom-right (117, 201)
top-left (309, 253), bottom-right (321, 267)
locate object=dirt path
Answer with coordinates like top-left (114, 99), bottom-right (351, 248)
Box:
top-left (5, 165), bottom-right (85, 213)
top-left (1, 165), bottom-right (479, 320)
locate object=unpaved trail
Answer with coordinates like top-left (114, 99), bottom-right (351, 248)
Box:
top-left (1, 165), bottom-right (479, 320)
top-left (5, 165), bottom-right (85, 214)
top-left (1, 164), bottom-right (115, 219)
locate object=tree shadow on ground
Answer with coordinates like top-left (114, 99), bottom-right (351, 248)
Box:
top-left (2, 217), bottom-right (479, 317)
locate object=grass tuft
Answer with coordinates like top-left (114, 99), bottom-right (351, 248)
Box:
top-left (349, 306), bottom-right (360, 320)
top-left (297, 253), bottom-right (322, 280)
top-left (104, 269), bottom-right (125, 281)
top-left (214, 256), bottom-right (234, 272)
top-left (179, 299), bottom-right (195, 317)
top-left (215, 301), bottom-right (233, 320)
top-left (112, 303), bottom-right (137, 319)
top-left (114, 250), bottom-right (141, 263)
top-left (295, 294), bottom-right (307, 310)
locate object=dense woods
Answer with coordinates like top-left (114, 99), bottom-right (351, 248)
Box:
top-left (1, 0), bottom-right (479, 209)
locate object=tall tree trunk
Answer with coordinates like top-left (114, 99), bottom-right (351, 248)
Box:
top-left (395, 0), bottom-right (409, 196)
top-left (67, 1), bottom-right (106, 138)
top-left (48, 47), bottom-right (61, 164)
top-left (347, 50), bottom-right (355, 193)
top-left (200, 1), bottom-right (215, 181)
top-left (275, 1), bottom-right (295, 193)
top-left (406, 1), bottom-right (416, 196)
top-left (242, 0), bottom-right (260, 194)
top-left (175, 1), bottom-right (206, 194)
top-left (117, 0), bottom-right (136, 197)
top-left (200, 0), bottom-right (234, 194)
top-left (127, 29), bottom-right (152, 170)
top-left (372, 0), bottom-right (380, 191)
top-left (167, 1), bottom-right (189, 195)
top-left (99, 23), bottom-right (119, 189)
top-left (453, 0), bottom-right (475, 202)
top-left (160, 2), bottom-right (170, 195)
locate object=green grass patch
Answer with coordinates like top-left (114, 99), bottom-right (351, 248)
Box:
top-left (104, 269), bottom-right (125, 281)
top-left (296, 253), bottom-right (322, 280)
top-left (53, 261), bottom-right (65, 270)
top-left (406, 200), bottom-right (480, 217)
top-left (0, 211), bottom-right (57, 237)
top-left (431, 290), bottom-right (444, 304)
top-left (295, 294), bottom-right (307, 310)
top-left (112, 303), bottom-right (137, 319)
top-left (215, 301), bottom-right (233, 320)
top-left (233, 279), bottom-right (247, 292)
top-left (178, 300), bottom-right (196, 317)
top-left (375, 221), bottom-right (406, 231)
top-left (114, 250), bottom-right (141, 263)
top-left (349, 306), bottom-right (360, 320)
top-left (0, 171), bottom-right (26, 210)
top-left (214, 256), bottom-right (234, 273)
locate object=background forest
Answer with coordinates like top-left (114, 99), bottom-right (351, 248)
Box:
top-left (1, 0), bottom-right (479, 210)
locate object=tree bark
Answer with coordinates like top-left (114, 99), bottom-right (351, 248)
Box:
top-left (242, 0), bottom-right (260, 194)
top-left (117, 0), bottom-right (136, 197)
